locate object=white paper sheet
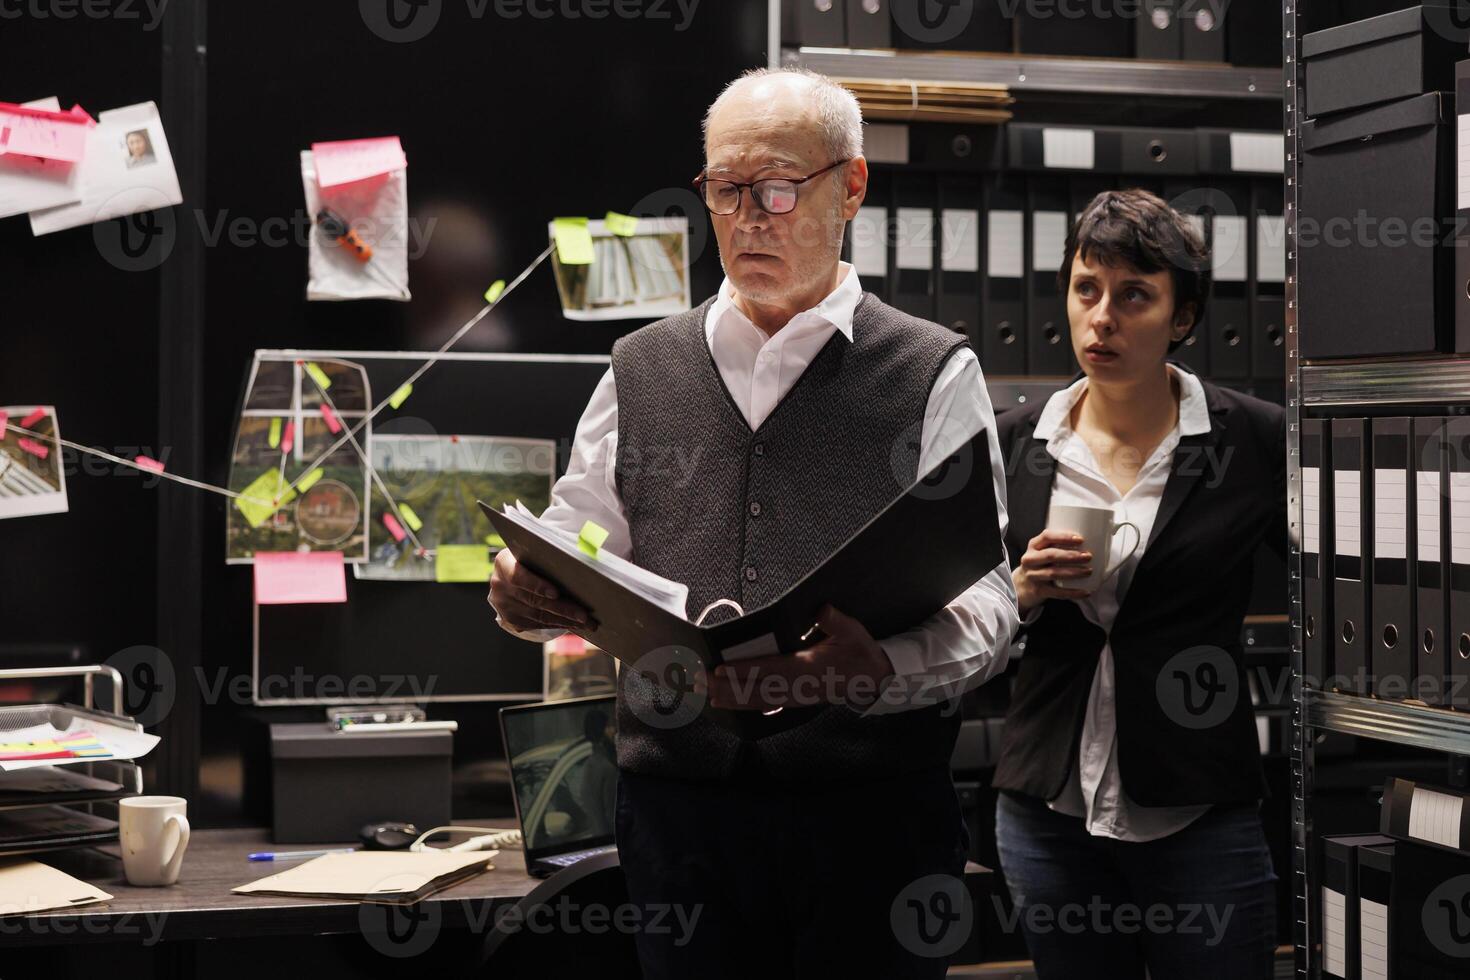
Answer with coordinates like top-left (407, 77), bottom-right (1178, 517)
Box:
top-left (0, 718), bottom-right (160, 772)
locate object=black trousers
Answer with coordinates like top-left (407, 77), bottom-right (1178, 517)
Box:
top-left (614, 766), bottom-right (969, 979)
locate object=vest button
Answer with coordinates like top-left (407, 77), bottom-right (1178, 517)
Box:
top-left (744, 566), bottom-right (758, 582)
top-left (752, 443), bottom-right (765, 457)
top-left (748, 501), bottom-right (761, 517)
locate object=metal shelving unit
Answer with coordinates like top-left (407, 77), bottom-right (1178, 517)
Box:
top-left (783, 46), bottom-right (1284, 101)
top-left (1306, 690), bottom-right (1470, 756)
top-left (1301, 358), bottom-right (1470, 406)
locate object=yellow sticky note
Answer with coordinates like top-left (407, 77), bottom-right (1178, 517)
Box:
top-left (296, 468), bottom-right (324, 493)
top-left (268, 417), bottom-right (282, 449)
top-left (552, 217), bottom-right (594, 265)
top-left (483, 280), bottom-right (506, 304)
top-left (234, 470), bottom-right (298, 529)
top-left (486, 532), bottom-right (506, 549)
top-left (578, 520), bottom-right (609, 558)
top-left (436, 544), bottom-right (492, 583)
top-left (604, 211), bottom-right (639, 237)
top-left (397, 503), bottom-right (424, 532)
top-left (304, 362), bottom-right (332, 391)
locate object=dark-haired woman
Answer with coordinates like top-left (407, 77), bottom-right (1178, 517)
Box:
top-left (992, 189), bottom-right (1286, 979)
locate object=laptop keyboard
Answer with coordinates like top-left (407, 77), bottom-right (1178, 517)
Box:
top-left (543, 844), bottom-right (616, 867)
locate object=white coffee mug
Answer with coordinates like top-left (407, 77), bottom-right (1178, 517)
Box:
top-left (119, 795), bottom-right (190, 886)
top-left (1045, 503), bottom-right (1142, 593)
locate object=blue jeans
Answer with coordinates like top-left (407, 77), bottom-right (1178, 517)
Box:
top-left (994, 790), bottom-right (1277, 980)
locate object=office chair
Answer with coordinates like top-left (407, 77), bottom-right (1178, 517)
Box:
top-left (477, 849), bottom-right (642, 979)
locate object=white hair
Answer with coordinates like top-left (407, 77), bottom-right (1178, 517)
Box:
top-left (702, 67), bottom-right (864, 163)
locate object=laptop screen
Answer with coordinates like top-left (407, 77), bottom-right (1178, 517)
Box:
top-left (501, 695), bottom-right (617, 857)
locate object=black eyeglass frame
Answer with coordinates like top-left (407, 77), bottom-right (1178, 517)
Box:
top-left (693, 159), bottom-right (851, 216)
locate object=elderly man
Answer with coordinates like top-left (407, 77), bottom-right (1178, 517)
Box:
top-left (488, 67), bottom-right (1017, 978)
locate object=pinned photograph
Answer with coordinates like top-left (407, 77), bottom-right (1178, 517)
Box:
top-left (225, 358), bottom-right (371, 563)
top-left (28, 101), bottom-right (183, 236)
top-left (549, 216), bottom-right (691, 321)
top-left (356, 434), bottom-right (556, 582)
top-left (0, 406), bottom-right (68, 520)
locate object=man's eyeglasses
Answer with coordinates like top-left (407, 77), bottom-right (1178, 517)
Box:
top-left (694, 160), bottom-right (849, 216)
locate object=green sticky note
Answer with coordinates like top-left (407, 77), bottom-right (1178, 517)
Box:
top-left (552, 217), bottom-right (594, 265)
top-left (397, 503), bottom-right (424, 532)
top-left (486, 532), bottom-right (506, 549)
top-left (268, 417), bottom-right (282, 449)
top-left (296, 468), bottom-right (324, 493)
top-left (604, 211), bottom-right (639, 237)
top-left (304, 362), bottom-right (333, 391)
top-left (234, 470), bottom-right (297, 528)
top-left (577, 520), bottom-right (609, 558)
top-left (436, 544), bottom-right (492, 583)
top-left (483, 280), bottom-right (506, 304)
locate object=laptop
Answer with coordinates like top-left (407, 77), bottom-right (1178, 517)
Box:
top-left (499, 695), bottom-right (619, 878)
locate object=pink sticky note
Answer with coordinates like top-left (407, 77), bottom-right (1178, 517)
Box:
top-left (17, 437), bottom-right (48, 460)
top-left (253, 551), bottom-right (347, 605)
top-left (135, 456), bottom-right (165, 474)
top-left (20, 408), bottom-right (44, 428)
top-left (382, 512), bottom-right (406, 542)
top-left (319, 403), bottom-right (342, 434)
top-left (310, 136), bottom-right (406, 189)
top-left (0, 411), bottom-right (8, 434)
top-left (280, 420), bottom-right (295, 454)
top-left (0, 102), bottom-right (93, 163)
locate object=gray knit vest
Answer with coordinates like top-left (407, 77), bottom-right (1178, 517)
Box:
top-left (610, 291), bottom-right (968, 783)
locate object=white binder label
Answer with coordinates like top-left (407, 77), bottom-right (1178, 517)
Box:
top-left (1419, 470), bottom-right (1443, 563)
top-left (1374, 468), bottom-right (1407, 561)
top-left (1212, 215), bottom-right (1248, 283)
top-left (1303, 467), bottom-right (1321, 555)
top-left (1409, 786), bottom-right (1464, 849)
top-left (1322, 886), bottom-right (1346, 978)
top-left (1459, 113), bottom-right (1470, 210)
top-left (1032, 211), bottom-right (1068, 273)
top-left (1334, 469), bottom-right (1361, 559)
top-left (1042, 127), bottom-right (1095, 170)
top-left (851, 207), bottom-right (888, 277)
top-left (986, 210), bottom-right (1024, 279)
top-left (1360, 899), bottom-right (1388, 980)
top-left (1257, 215), bottom-right (1286, 284)
top-left (940, 208), bottom-right (980, 273)
top-left (1229, 132), bottom-right (1284, 174)
top-left (895, 208), bottom-right (934, 270)
top-left (1453, 472), bottom-right (1470, 565)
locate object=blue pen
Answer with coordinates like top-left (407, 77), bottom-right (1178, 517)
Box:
top-left (248, 847), bottom-right (357, 862)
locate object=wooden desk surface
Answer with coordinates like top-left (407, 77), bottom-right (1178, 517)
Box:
top-left (5, 825), bottom-right (536, 947)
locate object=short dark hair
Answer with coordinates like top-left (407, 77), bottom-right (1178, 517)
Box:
top-left (1057, 188), bottom-right (1211, 352)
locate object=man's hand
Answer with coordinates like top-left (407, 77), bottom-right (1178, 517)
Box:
top-left (709, 605), bottom-right (893, 711)
top-left (488, 547), bottom-right (592, 635)
top-left (1013, 528), bottom-right (1093, 615)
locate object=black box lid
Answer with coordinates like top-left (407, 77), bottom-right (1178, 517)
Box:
top-left (1302, 91), bottom-right (1449, 151)
top-left (269, 722), bottom-right (452, 760)
top-left (1303, 4), bottom-right (1465, 60)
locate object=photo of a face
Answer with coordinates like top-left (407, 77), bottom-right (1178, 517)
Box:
top-left (123, 129), bottom-right (155, 168)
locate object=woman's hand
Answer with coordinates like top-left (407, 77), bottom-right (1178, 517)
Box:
top-left (1013, 529), bottom-right (1094, 616)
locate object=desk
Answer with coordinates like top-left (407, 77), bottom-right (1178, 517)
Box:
top-left (7, 826), bottom-right (536, 949)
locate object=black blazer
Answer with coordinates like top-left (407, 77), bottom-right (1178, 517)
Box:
top-left (992, 373), bottom-right (1287, 807)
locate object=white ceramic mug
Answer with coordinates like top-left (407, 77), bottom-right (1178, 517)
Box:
top-left (1045, 503), bottom-right (1142, 593)
top-left (119, 795), bottom-right (190, 886)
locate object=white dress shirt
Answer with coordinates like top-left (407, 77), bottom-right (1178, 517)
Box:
top-left (509, 262), bottom-right (1019, 712)
top-left (1026, 364), bottom-right (1212, 841)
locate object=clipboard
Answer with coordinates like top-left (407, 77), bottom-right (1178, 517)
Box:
top-left (479, 428), bottom-right (1004, 675)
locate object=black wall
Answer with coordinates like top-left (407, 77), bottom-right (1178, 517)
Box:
top-left (2, 0), bottom-right (766, 825)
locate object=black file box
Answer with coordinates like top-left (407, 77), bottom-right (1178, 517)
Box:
top-left (1136, 0), bottom-right (1181, 60)
top-left (270, 723), bottom-right (452, 843)
top-left (1017, 6), bottom-right (1130, 57)
top-left (891, 0), bottom-right (1012, 52)
top-left (1299, 92), bottom-right (1455, 359)
top-left (1302, 4), bottom-right (1466, 118)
